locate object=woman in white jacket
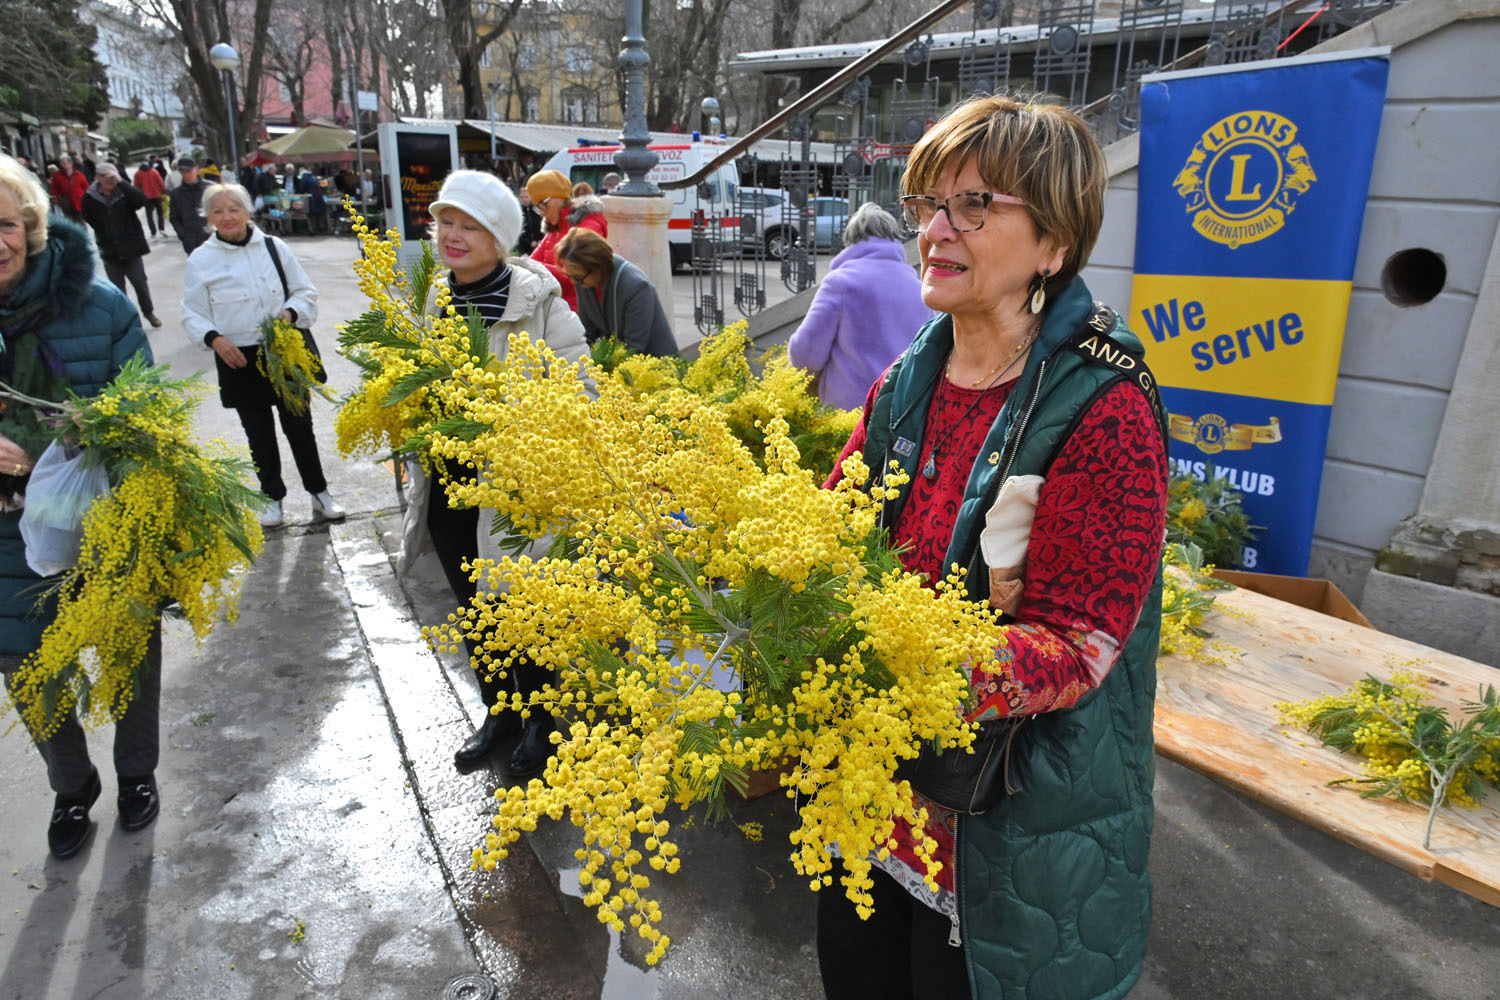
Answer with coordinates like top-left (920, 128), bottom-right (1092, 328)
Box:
top-left (181, 183), bottom-right (344, 528)
top-left (398, 170), bottom-right (586, 777)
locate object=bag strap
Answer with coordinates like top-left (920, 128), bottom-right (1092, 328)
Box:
top-left (263, 234), bottom-right (291, 301)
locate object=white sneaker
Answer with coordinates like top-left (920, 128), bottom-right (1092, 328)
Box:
top-left (258, 499), bottom-right (284, 528)
top-left (311, 490), bottom-right (346, 522)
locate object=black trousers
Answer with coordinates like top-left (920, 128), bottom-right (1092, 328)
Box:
top-left (102, 255), bottom-right (154, 317)
top-left (236, 402), bottom-right (327, 501)
top-left (425, 485), bottom-right (552, 715)
top-left (1, 623), bottom-right (162, 795)
top-left (144, 197), bottom-right (164, 235)
top-left (817, 866), bottom-right (971, 1000)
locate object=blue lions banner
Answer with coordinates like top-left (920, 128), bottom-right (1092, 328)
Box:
top-left (1132, 49), bottom-right (1389, 575)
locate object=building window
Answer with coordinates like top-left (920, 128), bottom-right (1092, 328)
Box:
top-left (278, 80), bottom-right (291, 103)
top-left (561, 86), bottom-right (598, 125)
top-left (519, 47), bottom-right (537, 71)
top-left (524, 90), bottom-right (540, 123)
top-left (564, 47), bottom-right (591, 73)
top-left (480, 47), bottom-right (491, 69)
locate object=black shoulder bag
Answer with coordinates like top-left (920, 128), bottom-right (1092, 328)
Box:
top-left (264, 236), bottom-right (328, 384)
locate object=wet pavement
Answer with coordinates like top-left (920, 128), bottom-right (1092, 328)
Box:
top-left (1, 233), bottom-right (1497, 999)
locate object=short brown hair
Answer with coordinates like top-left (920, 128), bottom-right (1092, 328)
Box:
top-left (556, 228), bottom-right (615, 283)
top-left (901, 95), bottom-right (1106, 288)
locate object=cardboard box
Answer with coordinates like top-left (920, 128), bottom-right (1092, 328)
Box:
top-left (1211, 569), bottom-right (1373, 628)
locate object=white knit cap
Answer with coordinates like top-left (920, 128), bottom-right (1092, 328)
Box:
top-left (428, 170), bottom-right (522, 251)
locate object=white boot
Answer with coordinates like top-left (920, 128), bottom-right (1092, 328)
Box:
top-left (311, 490), bottom-right (346, 522)
top-left (258, 499), bottom-right (284, 528)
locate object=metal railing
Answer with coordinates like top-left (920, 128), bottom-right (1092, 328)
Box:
top-left (680, 0), bottom-right (1405, 337)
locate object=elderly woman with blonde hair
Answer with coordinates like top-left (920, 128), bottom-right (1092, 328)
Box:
top-left (817, 96), bottom-right (1169, 999)
top-left (181, 182), bottom-right (344, 529)
top-left (0, 154), bottom-right (160, 859)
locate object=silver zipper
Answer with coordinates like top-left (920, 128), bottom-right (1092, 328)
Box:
top-left (948, 910), bottom-right (962, 947)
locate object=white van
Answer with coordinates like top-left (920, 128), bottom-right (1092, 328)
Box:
top-left (539, 141), bottom-right (739, 270)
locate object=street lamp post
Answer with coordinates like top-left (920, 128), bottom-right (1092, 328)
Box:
top-left (613, 0), bottom-right (658, 196)
top-left (208, 42), bottom-right (240, 172)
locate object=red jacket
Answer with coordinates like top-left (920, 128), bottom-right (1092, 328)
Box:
top-left (133, 167), bottom-right (164, 198)
top-left (530, 198), bottom-right (607, 312)
top-left (49, 168), bottom-right (88, 213)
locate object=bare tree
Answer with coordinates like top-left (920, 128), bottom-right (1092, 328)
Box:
top-left (263, 0), bottom-right (322, 123)
top-left (441, 0), bottom-right (528, 118)
top-left (124, 0), bottom-right (276, 162)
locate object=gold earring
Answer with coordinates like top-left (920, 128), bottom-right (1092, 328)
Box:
top-left (1029, 269), bottom-right (1050, 315)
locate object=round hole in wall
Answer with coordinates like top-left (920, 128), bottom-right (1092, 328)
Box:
top-left (1380, 248), bottom-right (1446, 306)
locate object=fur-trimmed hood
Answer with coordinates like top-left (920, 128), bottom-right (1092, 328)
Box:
top-left (15, 218), bottom-right (98, 319)
top-left (568, 195), bottom-right (606, 225)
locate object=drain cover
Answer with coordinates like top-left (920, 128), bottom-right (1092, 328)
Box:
top-left (441, 973), bottom-right (497, 1000)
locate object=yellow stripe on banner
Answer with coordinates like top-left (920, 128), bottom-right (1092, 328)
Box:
top-left (1128, 275), bottom-right (1353, 406)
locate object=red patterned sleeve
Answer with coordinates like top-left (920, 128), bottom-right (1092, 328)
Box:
top-left (970, 381), bottom-right (1168, 720)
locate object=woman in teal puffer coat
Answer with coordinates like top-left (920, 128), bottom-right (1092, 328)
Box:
top-left (0, 154), bottom-right (160, 861)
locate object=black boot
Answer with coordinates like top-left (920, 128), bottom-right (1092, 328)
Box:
top-left (508, 716), bottom-right (554, 778)
top-left (454, 709), bottom-right (522, 768)
top-left (48, 768), bottom-right (102, 860)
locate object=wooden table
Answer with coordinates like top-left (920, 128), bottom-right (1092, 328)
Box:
top-left (1155, 585), bottom-right (1500, 907)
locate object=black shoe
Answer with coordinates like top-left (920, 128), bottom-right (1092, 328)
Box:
top-left (117, 773), bottom-right (159, 832)
top-left (453, 710), bottom-right (522, 768)
top-left (146, 314), bottom-right (163, 328)
top-left (48, 768), bottom-right (102, 859)
top-left (508, 717), bottom-right (554, 778)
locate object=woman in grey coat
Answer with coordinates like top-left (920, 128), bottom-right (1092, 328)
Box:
top-left (555, 228), bottom-right (679, 358)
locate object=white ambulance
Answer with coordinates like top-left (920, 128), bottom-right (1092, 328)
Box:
top-left (538, 140), bottom-right (739, 270)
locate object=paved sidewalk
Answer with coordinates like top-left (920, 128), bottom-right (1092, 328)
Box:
top-left (0, 233), bottom-right (1496, 998)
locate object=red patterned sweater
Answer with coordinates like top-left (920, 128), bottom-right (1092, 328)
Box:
top-left (826, 368), bottom-right (1168, 905)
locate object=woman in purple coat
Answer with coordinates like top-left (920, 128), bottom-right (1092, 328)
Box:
top-left (788, 202), bottom-right (932, 411)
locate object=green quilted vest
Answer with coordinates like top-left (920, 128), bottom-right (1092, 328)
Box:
top-left (863, 277), bottom-right (1165, 1000)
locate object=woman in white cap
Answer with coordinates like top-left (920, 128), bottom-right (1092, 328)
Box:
top-left (399, 169), bottom-right (585, 778)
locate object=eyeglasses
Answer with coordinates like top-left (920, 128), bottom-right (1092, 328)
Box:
top-left (533, 198), bottom-right (554, 216)
top-left (898, 191), bottom-right (1027, 234)
top-left (563, 268), bottom-right (589, 284)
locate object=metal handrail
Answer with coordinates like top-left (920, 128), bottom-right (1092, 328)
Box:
top-left (659, 0), bottom-right (970, 191)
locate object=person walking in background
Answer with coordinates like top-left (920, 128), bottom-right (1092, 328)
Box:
top-left (788, 203), bottom-right (931, 411)
top-left (515, 187), bottom-right (542, 255)
top-left (525, 168), bottom-right (606, 312)
top-left (200, 159), bottom-right (221, 182)
top-left (555, 228), bottom-right (679, 358)
top-left (134, 160), bottom-right (165, 239)
top-left (0, 154), bottom-right (161, 860)
top-left (81, 164), bottom-right (162, 329)
top-left (168, 157), bottom-right (210, 255)
top-left (48, 155), bottom-right (87, 222)
top-left (181, 184), bottom-right (345, 529)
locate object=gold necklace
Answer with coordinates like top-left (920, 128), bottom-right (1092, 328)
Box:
top-left (923, 329), bottom-right (1038, 481)
top-left (945, 327), bottom-right (1038, 389)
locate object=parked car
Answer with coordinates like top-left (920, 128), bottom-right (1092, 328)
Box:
top-left (736, 188), bottom-right (852, 259)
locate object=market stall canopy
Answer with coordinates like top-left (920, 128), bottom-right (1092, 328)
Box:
top-left (259, 124), bottom-right (356, 163)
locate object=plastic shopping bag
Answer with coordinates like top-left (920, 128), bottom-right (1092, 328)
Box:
top-left (18, 440), bottom-right (110, 577)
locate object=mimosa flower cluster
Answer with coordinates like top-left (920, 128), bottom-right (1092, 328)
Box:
top-left (420, 334), bottom-right (1007, 963)
top-left (1278, 671), bottom-right (1500, 847)
top-left (593, 325), bottom-right (860, 481)
top-left (3, 359), bottom-right (263, 737)
top-left (332, 218), bottom-right (482, 465)
top-left (1158, 541), bottom-right (1235, 663)
top-left (329, 215), bottom-right (1007, 963)
top-left (257, 316), bottom-right (334, 416)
